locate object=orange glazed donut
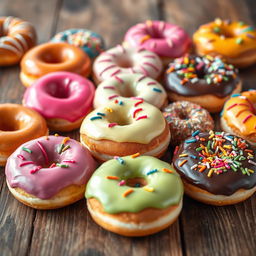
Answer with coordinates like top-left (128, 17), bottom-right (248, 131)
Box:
top-left (0, 16), bottom-right (36, 66)
top-left (20, 42), bottom-right (91, 87)
top-left (0, 104), bottom-right (48, 166)
top-left (221, 90), bottom-right (256, 145)
top-left (193, 19), bottom-right (256, 68)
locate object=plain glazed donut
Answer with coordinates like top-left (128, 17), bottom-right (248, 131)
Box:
top-left (20, 42), bottom-right (91, 87)
top-left (173, 131), bottom-right (256, 205)
top-left (163, 101), bottom-right (214, 145)
top-left (193, 18), bottom-right (256, 68)
top-left (86, 155), bottom-right (183, 236)
top-left (0, 16), bottom-right (37, 66)
top-left (124, 20), bottom-right (191, 65)
top-left (23, 72), bottom-right (95, 132)
top-left (93, 74), bottom-right (167, 109)
top-left (164, 54), bottom-right (242, 113)
top-left (221, 90), bottom-right (256, 146)
top-left (0, 104), bottom-right (48, 166)
top-left (5, 136), bottom-right (97, 209)
top-left (93, 44), bottom-right (162, 84)
top-left (80, 99), bottom-right (171, 161)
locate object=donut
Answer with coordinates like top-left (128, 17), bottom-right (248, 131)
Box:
top-left (80, 99), bottom-right (170, 161)
top-left (221, 90), bottom-right (256, 146)
top-left (173, 131), bottom-right (256, 206)
top-left (93, 74), bottom-right (167, 109)
top-left (23, 72), bottom-right (95, 132)
top-left (193, 18), bottom-right (256, 68)
top-left (51, 29), bottom-right (105, 60)
top-left (163, 101), bottom-right (214, 145)
top-left (0, 104), bottom-right (48, 166)
top-left (20, 42), bottom-right (91, 87)
top-left (86, 155), bottom-right (183, 236)
top-left (124, 20), bottom-right (191, 65)
top-left (5, 135), bottom-right (97, 209)
top-left (92, 44), bottom-right (162, 85)
top-left (0, 16), bottom-right (37, 66)
top-left (164, 54), bottom-right (242, 113)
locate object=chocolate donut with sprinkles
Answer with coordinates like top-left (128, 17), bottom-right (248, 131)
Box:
top-left (173, 131), bottom-right (256, 205)
top-left (164, 54), bottom-right (242, 113)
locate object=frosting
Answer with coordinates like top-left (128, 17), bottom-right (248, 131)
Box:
top-left (23, 72), bottom-right (95, 122)
top-left (164, 55), bottom-right (240, 98)
top-left (86, 155), bottom-right (183, 213)
top-left (222, 90), bottom-right (256, 137)
top-left (93, 44), bottom-right (162, 81)
top-left (173, 131), bottom-right (256, 196)
top-left (124, 20), bottom-right (191, 58)
top-left (80, 98), bottom-right (166, 144)
top-left (193, 19), bottom-right (256, 58)
top-left (93, 74), bottom-right (167, 109)
top-left (5, 136), bottom-right (97, 199)
top-left (52, 29), bottom-right (105, 59)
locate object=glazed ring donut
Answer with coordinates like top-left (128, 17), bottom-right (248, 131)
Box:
top-left (80, 99), bottom-right (171, 161)
top-left (86, 155), bottom-right (183, 236)
top-left (124, 20), bottom-right (191, 65)
top-left (93, 44), bottom-right (162, 84)
top-left (51, 29), bottom-right (105, 60)
top-left (0, 104), bottom-right (48, 166)
top-left (23, 72), bottom-right (95, 132)
top-left (193, 18), bottom-right (256, 68)
top-left (0, 16), bottom-right (37, 66)
top-left (20, 42), bottom-right (91, 87)
top-left (5, 136), bottom-right (96, 209)
top-left (164, 54), bottom-right (242, 113)
top-left (163, 101), bottom-right (214, 145)
top-left (93, 74), bottom-right (167, 109)
top-left (221, 90), bottom-right (256, 145)
top-left (173, 131), bottom-right (256, 205)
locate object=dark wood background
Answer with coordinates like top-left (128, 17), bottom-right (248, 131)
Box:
top-left (0, 0), bottom-right (255, 255)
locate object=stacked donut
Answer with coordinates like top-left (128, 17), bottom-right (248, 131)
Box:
top-left (0, 17), bottom-right (255, 238)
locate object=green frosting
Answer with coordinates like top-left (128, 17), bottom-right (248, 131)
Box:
top-left (85, 156), bottom-right (184, 214)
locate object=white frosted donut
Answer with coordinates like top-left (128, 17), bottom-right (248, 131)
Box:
top-left (93, 44), bottom-right (163, 84)
top-left (93, 74), bottom-right (167, 109)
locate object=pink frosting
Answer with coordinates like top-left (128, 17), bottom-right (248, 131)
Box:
top-left (124, 20), bottom-right (191, 58)
top-left (23, 72), bottom-right (95, 122)
top-left (5, 136), bottom-right (97, 199)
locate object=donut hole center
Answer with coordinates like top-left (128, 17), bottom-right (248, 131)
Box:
top-left (178, 111), bottom-right (189, 120)
top-left (114, 55), bottom-right (134, 68)
top-left (220, 29), bottom-right (235, 38)
top-left (40, 48), bottom-right (74, 64)
top-left (148, 30), bottom-right (165, 39)
top-left (45, 79), bottom-right (74, 99)
top-left (0, 113), bottom-right (29, 131)
top-left (107, 111), bottom-right (132, 126)
top-left (126, 177), bottom-right (147, 188)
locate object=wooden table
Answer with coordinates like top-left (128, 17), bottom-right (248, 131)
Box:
top-left (0, 0), bottom-right (255, 255)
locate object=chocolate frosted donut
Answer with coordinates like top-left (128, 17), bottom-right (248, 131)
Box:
top-left (173, 131), bottom-right (256, 205)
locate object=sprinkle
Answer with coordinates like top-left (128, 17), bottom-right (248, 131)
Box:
top-left (62, 137), bottom-right (70, 144)
top-left (186, 139), bottom-right (197, 143)
top-left (179, 154), bottom-right (188, 157)
top-left (22, 147), bottom-right (32, 154)
top-left (231, 94), bottom-right (241, 98)
top-left (143, 186), bottom-right (154, 192)
top-left (19, 161), bottom-right (34, 167)
top-left (56, 163), bottom-right (69, 168)
top-left (103, 86), bottom-right (115, 90)
top-left (134, 100), bottom-right (144, 107)
top-left (118, 180), bottom-right (126, 186)
top-left (241, 26), bottom-right (255, 33)
top-left (136, 115), bottom-right (148, 121)
top-left (207, 169), bottom-right (214, 177)
top-left (107, 176), bottom-right (120, 180)
top-left (248, 160), bottom-right (256, 166)
top-left (49, 163), bottom-right (56, 168)
top-left (198, 165), bottom-right (206, 172)
top-left (110, 69), bottom-right (121, 77)
top-left (174, 146), bottom-right (179, 155)
top-left (147, 81), bottom-right (157, 86)
top-left (37, 141), bottom-right (49, 164)
top-left (131, 152), bottom-right (140, 158)
top-left (108, 122), bottom-right (118, 128)
top-left (105, 107), bottom-right (113, 112)
top-left (62, 160), bottom-right (76, 163)
top-left (192, 130), bottom-right (200, 137)
top-left (152, 88), bottom-right (162, 93)
top-left (90, 116), bottom-right (102, 121)
top-left (96, 112), bottom-right (106, 116)
top-left (162, 168), bottom-right (173, 174)
top-left (133, 108), bottom-right (143, 118)
top-left (62, 145), bottom-right (70, 152)
top-left (227, 103), bottom-right (238, 110)
top-left (242, 114), bottom-right (252, 123)
top-left (166, 38), bottom-right (173, 47)
top-left (17, 154), bottom-right (26, 160)
top-left (57, 144), bottom-right (64, 154)
top-left (146, 169), bottom-right (158, 175)
top-left (118, 101), bottom-right (124, 105)
top-left (99, 64), bottom-right (116, 76)
top-left (54, 133), bottom-right (59, 137)
top-left (236, 38), bottom-right (243, 44)
top-left (190, 155), bottom-right (197, 159)
top-left (140, 34), bottom-right (151, 44)
top-left (123, 189), bottom-right (134, 197)
top-left (143, 62), bottom-right (159, 72)
top-left (179, 159), bottom-right (187, 167)
top-left (114, 156), bottom-right (125, 165)
top-left (114, 76), bottom-right (124, 83)
top-left (30, 166), bottom-right (42, 174)
top-left (191, 164), bottom-right (198, 170)
top-left (108, 94), bottom-right (119, 100)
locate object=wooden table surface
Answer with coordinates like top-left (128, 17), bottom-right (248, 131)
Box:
top-left (0, 0), bottom-right (256, 255)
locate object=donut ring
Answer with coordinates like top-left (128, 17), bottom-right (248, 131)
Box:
top-left (93, 74), bottom-right (167, 109)
top-left (193, 19), bottom-right (256, 68)
top-left (23, 72), bottom-right (95, 132)
top-left (51, 29), bottom-right (105, 59)
top-left (93, 44), bottom-right (162, 84)
top-left (86, 155), bottom-right (183, 236)
top-left (5, 136), bottom-right (97, 209)
top-left (221, 90), bottom-right (256, 145)
top-left (0, 104), bottom-right (48, 166)
top-left (0, 16), bottom-right (37, 66)
top-left (163, 101), bottom-right (214, 145)
top-left (20, 42), bottom-right (91, 87)
top-left (173, 131), bottom-right (256, 205)
top-left (80, 99), bottom-right (170, 161)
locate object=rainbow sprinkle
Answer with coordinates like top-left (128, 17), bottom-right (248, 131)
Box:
top-left (146, 169), bottom-right (158, 175)
top-left (22, 147), bottom-right (32, 154)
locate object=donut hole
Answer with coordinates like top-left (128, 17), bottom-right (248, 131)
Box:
top-left (107, 112), bottom-right (132, 126)
top-left (178, 111), bottom-right (189, 120)
top-left (39, 48), bottom-right (74, 64)
top-left (220, 29), bottom-right (236, 38)
top-left (114, 55), bottom-right (134, 68)
top-left (148, 30), bottom-right (165, 39)
top-left (45, 79), bottom-right (73, 99)
top-left (126, 177), bottom-right (147, 188)
top-left (0, 113), bottom-right (29, 131)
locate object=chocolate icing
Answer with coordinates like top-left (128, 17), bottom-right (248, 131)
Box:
top-left (173, 132), bottom-right (256, 195)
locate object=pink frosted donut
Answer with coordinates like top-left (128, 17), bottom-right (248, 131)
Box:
top-left (93, 44), bottom-right (163, 84)
top-left (23, 71), bottom-right (95, 132)
top-left (124, 20), bottom-right (191, 64)
top-left (5, 135), bottom-right (97, 209)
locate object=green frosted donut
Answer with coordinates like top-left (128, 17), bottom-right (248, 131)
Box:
top-left (85, 155), bottom-right (183, 214)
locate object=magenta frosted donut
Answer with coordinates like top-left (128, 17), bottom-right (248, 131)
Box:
top-left (5, 135), bottom-right (97, 209)
top-left (124, 20), bottom-right (191, 64)
top-left (23, 71), bottom-right (95, 132)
